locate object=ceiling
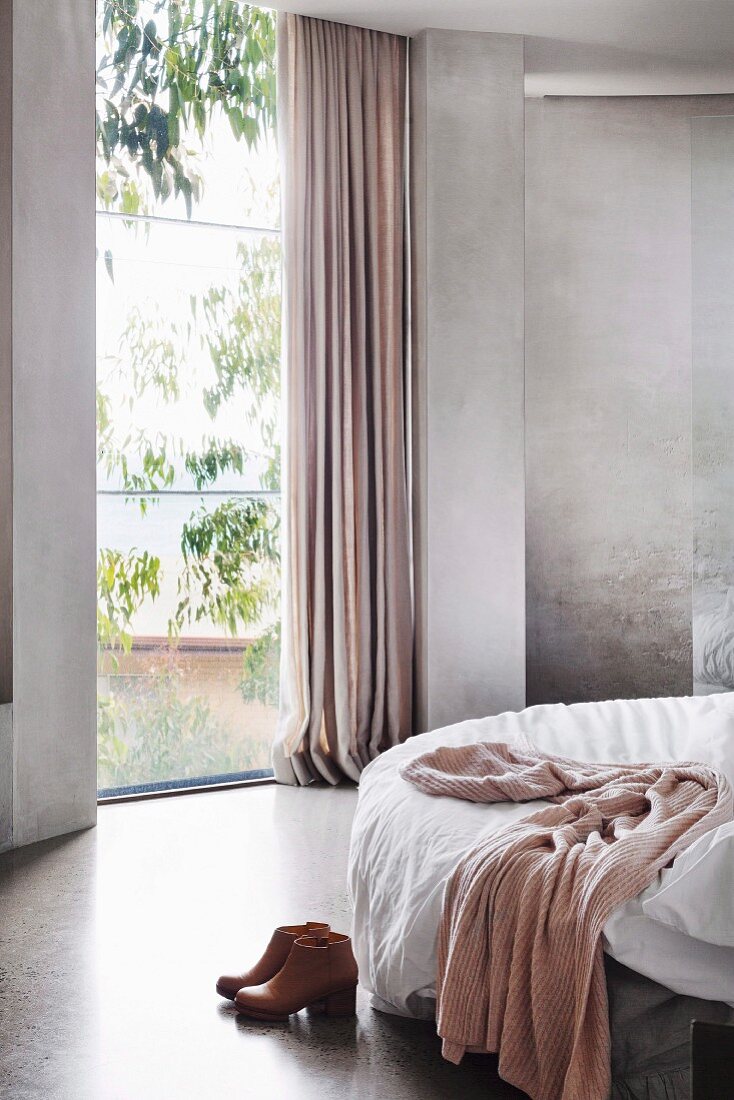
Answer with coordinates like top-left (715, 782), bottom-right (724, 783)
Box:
top-left (267, 0), bottom-right (734, 58)
top-left (266, 0), bottom-right (734, 95)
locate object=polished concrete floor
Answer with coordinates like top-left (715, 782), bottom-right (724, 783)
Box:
top-left (0, 784), bottom-right (524, 1100)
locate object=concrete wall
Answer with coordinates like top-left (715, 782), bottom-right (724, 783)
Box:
top-left (0, 704), bottom-right (10, 851)
top-left (524, 37), bottom-right (734, 98)
top-left (525, 94), bottom-right (734, 705)
top-left (408, 41), bottom-right (734, 718)
top-left (0, 0), bottom-right (11, 711)
top-left (691, 114), bottom-right (734, 603)
top-left (3, 0), bottom-right (97, 849)
top-left (410, 30), bottom-right (526, 731)
top-left (0, 0), bottom-right (12, 850)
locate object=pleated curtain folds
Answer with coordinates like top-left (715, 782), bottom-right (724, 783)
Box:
top-left (272, 13), bottom-right (413, 785)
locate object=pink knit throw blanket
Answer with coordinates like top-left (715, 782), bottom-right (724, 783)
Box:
top-left (400, 741), bottom-right (733, 1100)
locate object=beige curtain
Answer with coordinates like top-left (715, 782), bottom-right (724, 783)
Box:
top-left (272, 14), bottom-right (412, 785)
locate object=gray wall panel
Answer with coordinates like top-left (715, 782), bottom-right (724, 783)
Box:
top-left (525, 94), bottom-right (734, 705)
top-left (11, 0), bottom-right (96, 846)
top-left (411, 30), bottom-right (526, 730)
top-left (0, 0), bottom-right (12, 850)
top-left (0, 0), bottom-right (11, 711)
top-left (691, 117), bottom-right (734, 595)
top-left (691, 114), bottom-right (734, 693)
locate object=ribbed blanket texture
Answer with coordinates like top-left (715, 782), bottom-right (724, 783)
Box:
top-left (400, 741), bottom-right (733, 1100)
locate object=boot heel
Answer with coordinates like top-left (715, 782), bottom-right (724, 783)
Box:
top-left (323, 986), bottom-right (357, 1017)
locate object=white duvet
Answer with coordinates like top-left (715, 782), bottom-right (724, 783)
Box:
top-left (347, 694), bottom-right (734, 1018)
top-left (694, 588), bottom-right (734, 689)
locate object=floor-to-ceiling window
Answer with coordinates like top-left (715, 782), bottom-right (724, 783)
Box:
top-left (95, 1), bottom-right (280, 794)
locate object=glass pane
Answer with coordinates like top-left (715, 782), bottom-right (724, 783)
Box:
top-left (96, 0), bottom-right (280, 791)
top-left (97, 216), bottom-right (280, 494)
top-left (96, 2), bottom-right (279, 229)
top-left (96, 216), bottom-right (280, 789)
top-left (97, 493), bottom-right (279, 790)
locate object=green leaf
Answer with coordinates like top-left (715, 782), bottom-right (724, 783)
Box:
top-left (95, 0), bottom-right (277, 212)
top-left (241, 114), bottom-right (258, 147)
top-left (148, 103), bottom-right (169, 159)
top-left (141, 19), bottom-right (157, 58)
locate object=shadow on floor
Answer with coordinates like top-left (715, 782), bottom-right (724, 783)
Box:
top-left (220, 992), bottom-right (527, 1099)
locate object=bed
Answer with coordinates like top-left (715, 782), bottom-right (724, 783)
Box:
top-left (347, 694), bottom-right (734, 1098)
top-left (694, 588), bottom-right (734, 695)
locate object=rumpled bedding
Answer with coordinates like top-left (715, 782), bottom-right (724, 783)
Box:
top-left (348, 695), bottom-right (734, 1096)
top-left (399, 741), bottom-right (732, 1100)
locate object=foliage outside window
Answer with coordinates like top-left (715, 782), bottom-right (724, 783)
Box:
top-left (96, 0), bottom-right (281, 790)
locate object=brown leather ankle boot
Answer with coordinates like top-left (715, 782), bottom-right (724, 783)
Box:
top-left (216, 922), bottom-right (329, 1000)
top-left (233, 931), bottom-right (358, 1021)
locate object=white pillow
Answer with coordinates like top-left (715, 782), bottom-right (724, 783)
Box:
top-left (642, 707), bottom-right (734, 948)
top-left (643, 820), bottom-right (734, 947)
top-left (681, 705), bottom-right (734, 790)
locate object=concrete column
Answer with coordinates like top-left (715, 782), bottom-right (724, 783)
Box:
top-left (0, 0), bottom-right (96, 851)
top-left (0, 0), bottom-right (12, 850)
top-left (410, 30), bottom-right (526, 732)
